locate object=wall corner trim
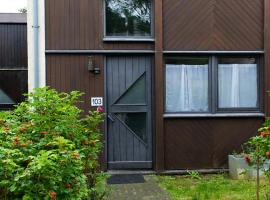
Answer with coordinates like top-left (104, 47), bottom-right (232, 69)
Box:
top-left (264, 0), bottom-right (270, 117)
top-left (27, 0), bottom-right (46, 91)
top-left (154, 0), bottom-right (165, 171)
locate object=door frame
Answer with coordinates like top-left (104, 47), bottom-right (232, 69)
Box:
top-left (103, 54), bottom-right (154, 170)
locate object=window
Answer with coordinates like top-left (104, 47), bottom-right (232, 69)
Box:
top-left (166, 57), bottom-right (209, 112)
top-left (218, 57), bottom-right (258, 109)
top-left (105, 0), bottom-right (152, 38)
top-left (0, 69), bottom-right (28, 109)
top-left (165, 55), bottom-right (261, 114)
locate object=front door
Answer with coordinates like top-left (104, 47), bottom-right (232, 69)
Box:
top-left (106, 56), bottom-right (152, 169)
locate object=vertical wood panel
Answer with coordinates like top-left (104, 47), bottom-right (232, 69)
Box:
top-left (45, 0), bottom-right (154, 50)
top-left (265, 0), bottom-right (270, 116)
top-left (155, 0), bottom-right (165, 171)
top-left (46, 55), bottom-right (104, 113)
top-left (46, 54), bottom-right (105, 170)
top-left (107, 59), bottom-right (114, 163)
top-left (0, 23), bottom-right (27, 68)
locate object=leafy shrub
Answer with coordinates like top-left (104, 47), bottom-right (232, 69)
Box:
top-left (0, 87), bottom-right (106, 200)
top-left (244, 119), bottom-right (270, 200)
top-left (244, 120), bottom-right (270, 176)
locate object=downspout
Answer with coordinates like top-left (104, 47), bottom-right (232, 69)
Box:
top-left (33, 0), bottom-right (39, 88)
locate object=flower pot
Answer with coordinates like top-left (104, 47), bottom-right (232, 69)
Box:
top-left (228, 155), bottom-right (250, 180)
top-left (228, 155), bottom-right (268, 180)
top-left (247, 160), bottom-right (270, 179)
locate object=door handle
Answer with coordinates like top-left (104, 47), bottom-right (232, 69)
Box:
top-left (108, 114), bottom-right (115, 123)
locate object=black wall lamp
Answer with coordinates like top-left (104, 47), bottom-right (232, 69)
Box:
top-left (87, 56), bottom-right (101, 74)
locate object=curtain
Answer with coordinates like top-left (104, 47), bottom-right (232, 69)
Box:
top-left (166, 64), bottom-right (208, 112)
top-left (218, 64), bottom-right (257, 108)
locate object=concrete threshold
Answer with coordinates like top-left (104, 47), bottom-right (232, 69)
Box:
top-left (106, 168), bottom-right (229, 175)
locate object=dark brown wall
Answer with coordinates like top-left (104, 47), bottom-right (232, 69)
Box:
top-left (163, 0), bottom-right (264, 50)
top-left (164, 118), bottom-right (264, 170)
top-left (0, 23), bottom-right (27, 68)
top-left (46, 55), bottom-right (104, 113)
top-left (46, 54), bottom-right (106, 168)
top-left (46, 0), bottom-right (264, 51)
top-left (265, 0), bottom-right (270, 117)
top-left (45, 0), bottom-right (154, 50)
top-left (45, 0), bottom-right (268, 170)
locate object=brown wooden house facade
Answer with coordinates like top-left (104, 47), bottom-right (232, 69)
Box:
top-left (0, 13), bottom-right (28, 110)
top-left (38, 0), bottom-right (270, 171)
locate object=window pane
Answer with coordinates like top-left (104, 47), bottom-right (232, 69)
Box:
top-left (116, 74), bottom-right (146, 104)
top-left (165, 58), bottom-right (209, 112)
top-left (116, 113), bottom-right (147, 143)
top-left (105, 0), bottom-right (151, 37)
top-left (218, 57), bottom-right (258, 108)
top-left (0, 71), bottom-right (27, 106)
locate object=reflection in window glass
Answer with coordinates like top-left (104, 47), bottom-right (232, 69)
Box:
top-left (218, 57), bottom-right (258, 108)
top-left (165, 58), bottom-right (209, 112)
top-left (117, 113), bottom-right (147, 143)
top-left (105, 0), bottom-right (152, 37)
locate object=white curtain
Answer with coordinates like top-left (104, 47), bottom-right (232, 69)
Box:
top-left (218, 64), bottom-right (257, 108)
top-left (166, 64), bottom-right (208, 112)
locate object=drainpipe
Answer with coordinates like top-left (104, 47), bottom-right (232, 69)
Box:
top-left (33, 0), bottom-right (39, 88)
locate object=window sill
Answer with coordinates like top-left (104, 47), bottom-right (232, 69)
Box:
top-left (163, 113), bottom-right (265, 118)
top-left (103, 37), bottom-right (155, 42)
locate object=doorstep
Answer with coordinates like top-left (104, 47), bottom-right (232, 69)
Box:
top-left (106, 168), bottom-right (229, 175)
top-left (106, 170), bottom-right (156, 175)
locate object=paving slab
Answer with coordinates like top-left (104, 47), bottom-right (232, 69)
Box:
top-left (107, 175), bottom-right (171, 200)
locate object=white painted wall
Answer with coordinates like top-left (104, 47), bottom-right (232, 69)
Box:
top-left (27, 0), bottom-right (46, 91)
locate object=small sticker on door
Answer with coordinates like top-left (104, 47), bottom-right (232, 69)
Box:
top-left (91, 97), bottom-right (103, 106)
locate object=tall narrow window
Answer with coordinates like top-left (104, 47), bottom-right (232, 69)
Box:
top-left (105, 0), bottom-right (152, 37)
top-left (218, 57), bottom-right (258, 109)
top-left (165, 58), bottom-right (209, 112)
top-left (0, 71), bottom-right (27, 109)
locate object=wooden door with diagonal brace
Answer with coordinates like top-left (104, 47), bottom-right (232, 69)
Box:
top-left (106, 56), bottom-right (152, 169)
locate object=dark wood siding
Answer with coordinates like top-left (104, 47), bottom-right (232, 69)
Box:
top-left (164, 118), bottom-right (264, 170)
top-left (154, 0), bottom-right (165, 171)
top-left (0, 22), bottom-right (28, 109)
top-left (46, 54), bottom-right (106, 169)
top-left (45, 0), bottom-right (268, 170)
top-left (45, 0), bottom-right (154, 51)
top-left (163, 0), bottom-right (264, 51)
top-left (265, 0), bottom-right (270, 117)
top-left (0, 23), bottom-right (27, 68)
top-left (46, 55), bottom-right (104, 112)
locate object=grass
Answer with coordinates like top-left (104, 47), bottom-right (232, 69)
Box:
top-left (156, 173), bottom-right (270, 200)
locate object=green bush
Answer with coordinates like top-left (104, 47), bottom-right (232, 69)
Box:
top-left (0, 87), bottom-right (107, 200)
top-left (244, 120), bottom-right (270, 175)
top-left (244, 118), bottom-right (270, 200)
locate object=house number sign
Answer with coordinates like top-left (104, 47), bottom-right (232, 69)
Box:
top-left (91, 97), bottom-right (103, 106)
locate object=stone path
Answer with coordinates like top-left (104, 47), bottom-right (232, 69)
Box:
top-left (107, 175), bottom-right (171, 200)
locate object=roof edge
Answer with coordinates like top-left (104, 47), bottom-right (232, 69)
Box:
top-left (0, 13), bottom-right (27, 23)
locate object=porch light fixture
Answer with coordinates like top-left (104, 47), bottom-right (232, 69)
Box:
top-left (87, 56), bottom-right (100, 74)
